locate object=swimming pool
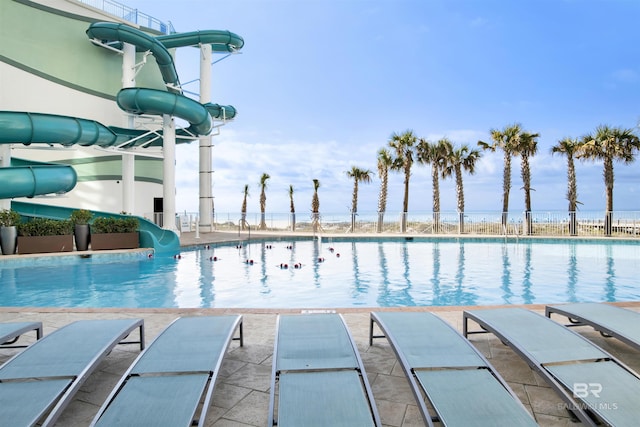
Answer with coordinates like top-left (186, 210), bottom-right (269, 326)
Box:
top-left (0, 237), bottom-right (639, 308)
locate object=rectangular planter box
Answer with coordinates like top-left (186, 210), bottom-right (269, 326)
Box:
top-left (18, 235), bottom-right (74, 254)
top-left (90, 232), bottom-right (139, 250)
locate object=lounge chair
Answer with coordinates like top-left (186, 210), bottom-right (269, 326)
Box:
top-left (91, 315), bottom-right (243, 427)
top-left (0, 321), bottom-right (43, 349)
top-left (268, 313), bottom-right (381, 427)
top-left (369, 311), bottom-right (537, 426)
top-left (546, 303), bottom-right (640, 352)
top-left (463, 307), bottom-right (640, 426)
top-left (0, 318), bottom-right (144, 427)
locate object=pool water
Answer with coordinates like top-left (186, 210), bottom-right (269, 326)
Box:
top-left (0, 238), bottom-right (639, 308)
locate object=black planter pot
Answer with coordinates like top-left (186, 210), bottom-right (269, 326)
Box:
top-left (74, 224), bottom-right (90, 251)
top-left (0, 226), bottom-right (17, 255)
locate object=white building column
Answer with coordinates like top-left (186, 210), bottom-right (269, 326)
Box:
top-left (0, 144), bottom-right (10, 210)
top-left (199, 43), bottom-right (214, 231)
top-left (121, 42), bottom-right (136, 214)
top-left (162, 114), bottom-right (177, 231)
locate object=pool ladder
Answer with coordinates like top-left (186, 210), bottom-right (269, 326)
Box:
top-left (503, 224), bottom-right (519, 242)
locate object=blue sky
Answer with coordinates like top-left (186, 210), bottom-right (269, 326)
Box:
top-left (122, 0), bottom-right (640, 215)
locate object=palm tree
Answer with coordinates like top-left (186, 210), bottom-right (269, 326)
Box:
top-left (515, 130), bottom-right (540, 235)
top-left (388, 130), bottom-right (417, 232)
top-left (311, 178), bottom-right (321, 232)
top-left (578, 125), bottom-right (640, 236)
top-left (258, 173), bottom-right (270, 230)
top-left (478, 123), bottom-right (522, 229)
top-left (417, 137), bottom-right (450, 232)
top-left (551, 137), bottom-right (581, 235)
top-left (442, 143), bottom-right (481, 233)
top-left (288, 185), bottom-right (296, 232)
top-left (240, 184), bottom-right (249, 230)
top-left (346, 166), bottom-right (373, 232)
top-left (376, 148), bottom-right (393, 233)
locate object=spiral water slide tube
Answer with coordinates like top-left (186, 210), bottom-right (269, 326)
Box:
top-left (1, 25), bottom-right (244, 199)
top-left (86, 22), bottom-right (241, 123)
top-left (0, 111), bottom-right (172, 199)
top-left (0, 112), bottom-right (112, 199)
top-left (0, 23), bottom-right (243, 252)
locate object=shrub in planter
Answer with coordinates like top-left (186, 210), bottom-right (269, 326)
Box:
top-left (70, 209), bottom-right (93, 226)
top-left (18, 218), bottom-right (73, 236)
top-left (91, 216), bottom-right (139, 234)
top-left (0, 209), bottom-right (21, 255)
top-left (0, 209), bottom-right (21, 227)
top-left (70, 209), bottom-right (93, 251)
top-left (91, 216), bottom-right (140, 250)
top-left (17, 218), bottom-right (73, 254)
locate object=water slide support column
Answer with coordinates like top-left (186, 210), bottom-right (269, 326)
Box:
top-left (199, 43), bottom-right (214, 232)
top-left (0, 145), bottom-right (10, 210)
top-left (163, 114), bottom-right (178, 231)
top-left (121, 43), bottom-right (136, 214)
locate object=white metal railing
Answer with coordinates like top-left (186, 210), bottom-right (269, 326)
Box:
top-left (161, 211), bottom-right (640, 238)
top-left (76, 0), bottom-right (174, 34)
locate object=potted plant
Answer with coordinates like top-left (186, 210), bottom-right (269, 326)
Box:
top-left (17, 218), bottom-right (73, 254)
top-left (90, 216), bottom-right (140, 250)
top-left (70, 209), bottom-right (93, 251)
top-left (0, 209), bottom-right (21, 255)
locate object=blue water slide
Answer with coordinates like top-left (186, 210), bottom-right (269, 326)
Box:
top-left (117, 87), bottom-right (213, 135)
top-left (0, 23), bottom-right (244, 253)
top-left (0, 159), bottom-right (76, 199)
top-left (86, 25), bottom-right (244, 88)
top-left (157, 29), bottom-right (244, 52)
top-left (0, 111), bottom-right (119, 147)
top-left (86, 22), bottom-right (181, 92)
top-left (87, 22), bottom-right (239, 121)
top-left (0, 111), bottom-right (142, 198)
top-left (11, 201), bottom-right (180, 254)
top-left (205, 103), bottom-right (237, 120)
top-left (0, 111), bottom-right (111, 198)
top-left (0, 111), bottom-right (179, 252)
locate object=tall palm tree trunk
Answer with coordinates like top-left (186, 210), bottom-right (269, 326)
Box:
top-left (311, 179), bottom-right (320, 233)
top-left (351, 181), bottom-right (359, 233)
top-left (501, 153), bottom-right (511, 229)
top-left (567, 156), bottom-right (577, 236)
top-left (552, 138), bottom-right (580, 237)
top-left (377, 171), bottom-right (388, 233)
top-left (376, 150), bottom-right (391, 234)
top-left (401, 170), bottom-right (410, 232)
top-left (241, 185), bottom-right (248, 231)
top-left (258, 174), bottom-right (270, 231)
top-left (431, 166), bottom-right (440, 233)
top-left (260, 192), bottom-right (267, 230)
top-left (604, 157), bottom-right (614, 236)
top-left (455, 165), bottom-right (465, 234)
top-left (522, 155), bottom-right (533, 235)
top-left (289, 186), bottom-right (296, 232)
top-left (312, 193), bottom-right (320, 233)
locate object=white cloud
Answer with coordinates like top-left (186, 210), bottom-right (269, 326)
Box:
top-left (611, 68), bottom-right (639, 84)
top-left (470, 17), bottom-right (488, 28)
top-left (175, 129), bottom-right (385, 215)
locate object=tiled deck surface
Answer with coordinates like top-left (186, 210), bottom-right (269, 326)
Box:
top-left (0, 230), bottom-right (638, 426)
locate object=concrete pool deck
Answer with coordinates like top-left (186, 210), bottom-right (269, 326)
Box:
top-left (1, 230), bottom-right (639, 426)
